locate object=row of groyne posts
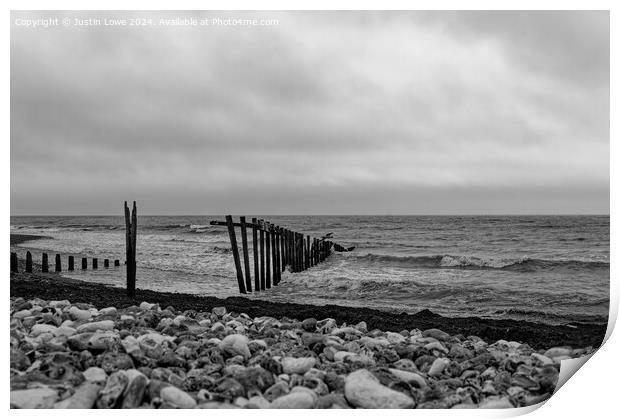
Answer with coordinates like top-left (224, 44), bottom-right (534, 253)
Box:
top-left (10, 251), bottom-right (122, 273)
top-left (10, 205), bottom-right (335, 297)
top-left (210, 215), bottom-right (334, 294)
top-left (10, 201), bottom-right (139, 297)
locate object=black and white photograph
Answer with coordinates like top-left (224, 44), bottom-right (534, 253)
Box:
top-left (9, 7), bottom-right (611, 411)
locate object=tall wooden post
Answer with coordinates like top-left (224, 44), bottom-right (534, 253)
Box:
top-left (10, 252), bottom-right (18, 273)
top-left (265, 222), bottom-right (271, 289)
top-left (313, 237), bottom-right (318, 266)
top-left (272, 226), bottom-right (278, 285)
top-left (240, 216), bottom-right (252, 292)
top-left (124, 201), bottom-right (138, 297)
top-left (133, 203), bottom-right (137, 289)
top-left (293, 231), bottom-right (299, 272)
top-left (26, 251), bottom-right (32, 273)
top-left (252, 217), bottom-right (260, 292)
top-left (300, 233), bottom-right (304, 270)
top-left (279, 226), bottom-right (285, 272)
top-left (288, 230), bottom-right (293, 270)
top-left (292, 232), bottom-right (297, 271)
top-left (298, 234), bottom-right (302, 271)
top-left (225, 215), bottom-right (246, 294)
top-left (55, 254), bottom-right (62, 272)
top-left (275, 226), bottom-right (282, 284)
top-left (306, 236), bottom-right (311, 268)
top-left (297, 233), bottom-right (303, 271)
top-left (283, 229), bottom-right (289, 269)
top-left (287, 230), bottom-right (297, 272)
top-left (42, 253), bottom-right (48, 273)
top-left (259, 220), bottom-right (265, 290)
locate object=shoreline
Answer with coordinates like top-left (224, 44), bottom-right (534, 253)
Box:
top-left (10, 270), bottom-right (606, 350)
top-left (9, 233), bottom-right (607, 350)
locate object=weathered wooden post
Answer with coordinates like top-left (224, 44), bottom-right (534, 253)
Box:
top-left (306, 236), bottom-right (311, 267)
top-left (26, 251), bottom-right (32, 273)
top-left (291, 230), bottom-right (295, 270)
top-left (275, 226), bottom-right (281, 285)
top-left (298, 234), bottom-right (303, 271)
top-left (68, 256), bottom-right (74, 271)
top-left (259, 220), bottom-right (265, 290)
top-left (306, 236), bottom-right (310, 269)
top-left (104, 259), bottom-right (109, 268)
top-left (280, 228), bottom-right (288, 270)
top-left (252, 218), bottom-right (260, 292)
top-left (303, 236), bottom-right (307, 269)
top-left (300, 234), bottom-right (305, 270)
top-left (82, 257), bottom-right (87, 270)
top-left (280, 228), bottom-right (287, 271)
top-left (55, 254), bottom-right (62, 272)
top-left (315, 238), bottom-right (319, 264)
top-left (290, 231), bottom-right (295, 272)
top-left (225, 215), bottom-right (246, 294)
top-left (124, 201), bottom-right (138, 297)
top-left (306, 236), bottom-right (311, 269)
top-left (293, 231), bottom-right (299, 272)
top-left (239, 216), bottom-right (252, 292)
top-left (297, 233), bottom-right (303, 271)
top-left (131, 201), bottom-right (137, 288)
top-left (279, 226), bottom-right (285, 272)
top-left (42, 253), bottom-right (48, 273)
top-left (283, 229), bottom-right (291, 272)
top-left (10, 252), bottom-right (18, 272)
top-left (265, 221), bottom-right (271, 289)
top-left (93, 258), bottom-right (98, 269)
top-left (270, 225), bottom-right (278, 285)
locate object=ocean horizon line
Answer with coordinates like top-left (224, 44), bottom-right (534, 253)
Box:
top-left (10, 213), bottom-right (611, 217)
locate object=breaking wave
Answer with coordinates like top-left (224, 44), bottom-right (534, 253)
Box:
top-left (353, 253), bottom-right (609, 272)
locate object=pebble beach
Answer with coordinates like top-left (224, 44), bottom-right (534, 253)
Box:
top-left (9, 234), bottom-right (603, 409)
top-left (10, 296), bottom-right (592, 409)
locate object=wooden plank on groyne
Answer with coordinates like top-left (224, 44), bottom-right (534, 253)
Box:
top-left (240, 216), bottom-right (252, 293)
top-left (226, 215), bottom-right (246, 294)
top-left (252, 217), bottom-right (260, 292)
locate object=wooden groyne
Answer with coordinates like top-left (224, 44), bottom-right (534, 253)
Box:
top-left (210, 216), bottom-right (334, 294)
top-left (10, 251), bottom-right (122, 274)
top-left (11, 201), bottom-right (139, 299)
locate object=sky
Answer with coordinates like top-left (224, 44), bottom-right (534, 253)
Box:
top-left (10, 11), bottom-right (609, 215)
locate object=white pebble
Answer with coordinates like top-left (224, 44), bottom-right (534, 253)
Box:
top-left (161, 386), bottom-right (197, 408)
top-left (344, 369), bottom-right (415, 409)
top-left (282, 357), bottom-right (316, 374)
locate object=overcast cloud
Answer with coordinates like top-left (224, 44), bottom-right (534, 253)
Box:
top-left (10, 11), bottom-right (609, 215)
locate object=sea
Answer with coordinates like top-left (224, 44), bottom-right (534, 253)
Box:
top-left (10, 215), bottom-right (609, 326)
